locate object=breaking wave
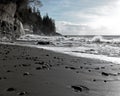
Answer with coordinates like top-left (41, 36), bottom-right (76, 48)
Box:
top-left (90, 35), bottom-right (120, 44)
top-left (12, 34), bottom-right (120, 64)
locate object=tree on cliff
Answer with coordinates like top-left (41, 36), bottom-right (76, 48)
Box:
top-left (15, 0), bottom-right (56, 35)
top-left (16, 0), bottom-right (56, 35)
top-left (42, 14), bottom-right (56, 34)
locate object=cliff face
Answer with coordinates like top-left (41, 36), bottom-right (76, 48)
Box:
top-left (0, 2), bottom-right (25, 40)
top-left (0, 2), bottom-right (16, 24)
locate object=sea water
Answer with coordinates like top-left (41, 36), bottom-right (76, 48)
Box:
top-left (18, 34), bottom-right (120, 64)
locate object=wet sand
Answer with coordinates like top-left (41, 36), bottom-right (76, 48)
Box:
top-left (0, 43), bottom-right (120, 96)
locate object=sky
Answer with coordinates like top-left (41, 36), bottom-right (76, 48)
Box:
top-left (40, 0), bottom-right (120, 35)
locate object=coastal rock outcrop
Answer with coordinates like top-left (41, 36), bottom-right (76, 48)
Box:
top-left (0, 2), bottom-right (25, 40)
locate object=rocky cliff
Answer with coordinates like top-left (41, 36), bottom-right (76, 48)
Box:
top-left (0, 2), bottom-right (16, 24)
top-left (0, 1), bottom-right (61, 41)
top-left (0, 2), bottom-right (25, 40)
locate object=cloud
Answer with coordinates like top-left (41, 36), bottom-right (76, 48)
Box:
top-left (41, 0), bottom-right (120, 35)
top-left (88, 0), bottom-right (120, 31)
top-left (56, 0), bottom-right (120, 35)
top-left (62, 0), bottom-right (118, 23)
top-left (56, 21), bottom-right (110, 35)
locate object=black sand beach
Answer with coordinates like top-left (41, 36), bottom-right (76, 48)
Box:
top-left (0, 43), bottom-right (120, 96)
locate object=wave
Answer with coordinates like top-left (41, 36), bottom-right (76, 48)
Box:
top-left (18, 34), bottom-right (120, 48)
top-left (90, 35), bottom-right (120, 44)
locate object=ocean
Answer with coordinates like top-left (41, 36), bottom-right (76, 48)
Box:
top-left (17, 34), bottom-right (120, 64)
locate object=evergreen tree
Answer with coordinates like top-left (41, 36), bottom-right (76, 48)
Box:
top-left (42, 14), bottom-right (56, 34)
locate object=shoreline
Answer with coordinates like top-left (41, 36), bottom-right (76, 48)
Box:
top-left (0, 43), bottom-right (120, 96)
top-left (0, 42), bottom-right (119, 64)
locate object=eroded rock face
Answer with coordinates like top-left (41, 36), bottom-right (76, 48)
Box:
top-left (0, 19), bottom-right (25, 40)
top-left (0, 2), bottom-right (25, 40)
top-left (0, 2), bottom-right (16, 24)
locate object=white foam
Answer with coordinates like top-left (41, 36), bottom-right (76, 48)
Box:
top-left (18, 34), bottom-right (63, 41)
top-left (90, 35), bottom-right (120, 44)
top-left (36, 46), bottom-right (120, 64)
top-left (18, 34), bottom-right (120, 45)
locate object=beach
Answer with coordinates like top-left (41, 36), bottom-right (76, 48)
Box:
top-left (0, 43), bottom-right (120, 96)
top-left (0, 0), bottom-right (120, 96)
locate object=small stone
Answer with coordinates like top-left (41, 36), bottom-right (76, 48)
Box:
top-left (101, 67), bottom-right (105, 69)
top-left (22, 64), bottom-right (31, 67)
top-left (7, 70), bottom-right (12, 72)
top-left (7, 88), bottom-right (15, 92)
top-left (70, 67), bottom-right (76, 70)
top-left (3, 77), bottom-right (7, 79)
top-left (76, 71), bottom-right (79, 73)
top-left (54, 57), bottom-right (57, 59)
top-left (93, 79), bottom-right (96, 82)
top-left (101, 72), bottom-right (109, 76)
top-left (80, 66), bottom-right (83, 69)
top-left (71, 85), bottom-right (89, 92)
top-left (46, 54), bottom-right (49, 56)
top-left (84, 63), bottom-right (87, 65)
top-left (36, 67), bottom-right (42, 70)
top-left (49, 65), bottom-right (52, 67)
top-left (25, 57), bottom-right (29, 60)
top-left (104, 80), bottom-right (107, 82)
top-left (18, 91), bottom-right (27, 95)
top-left (19, 65), bottom-right (21, 67)
top-left (88, 70), bottom-right (91, 72)
top-left (23, 72), bottom-right (30, 76)
top-left (42, 65), bottom-right (47, 69)
top-left (14, 65), bottom-right (17, 67)
top-left (95, 67), bottom-right (100, 70)
top-left (35, 62), bottom-right (44, 65)
top-left (65, 66), bottom-right (69, 69)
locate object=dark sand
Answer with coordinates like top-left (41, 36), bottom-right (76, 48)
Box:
top-left (0, 43), bottom-right (120, 96)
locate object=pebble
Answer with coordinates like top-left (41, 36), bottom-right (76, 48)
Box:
top-left (101, 72), bottom-right (109, 76)
top-left (104, 80), bottom-right (107, 83)
top-left (36, 67), bottom-right (42, 70)
top-left (7, 88), bottom-right (15, 92)
top-left (23, 72), bottom-right (30, 76)
top-left (18, 91), bottom-right (27, 95)
top-left (71, 85), bottom-right (89, 92)
top-left (93, 79), bottom-right (96, 82)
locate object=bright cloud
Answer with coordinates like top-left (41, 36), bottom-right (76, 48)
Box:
top-left (56, 21), bottom-right (109, 35)
top-left (56, 0), bottom-right (120, 35)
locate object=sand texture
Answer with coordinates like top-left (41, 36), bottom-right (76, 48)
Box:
top-left (0, 44), bottom-right (120, 96)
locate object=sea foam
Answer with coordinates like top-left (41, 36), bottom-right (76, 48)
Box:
top-left (16, 34), bottom-right (120, 64)
top-left (90, 35), bottom-right (120, 44)
top-left (37, 46), bottom-right (120, 64)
